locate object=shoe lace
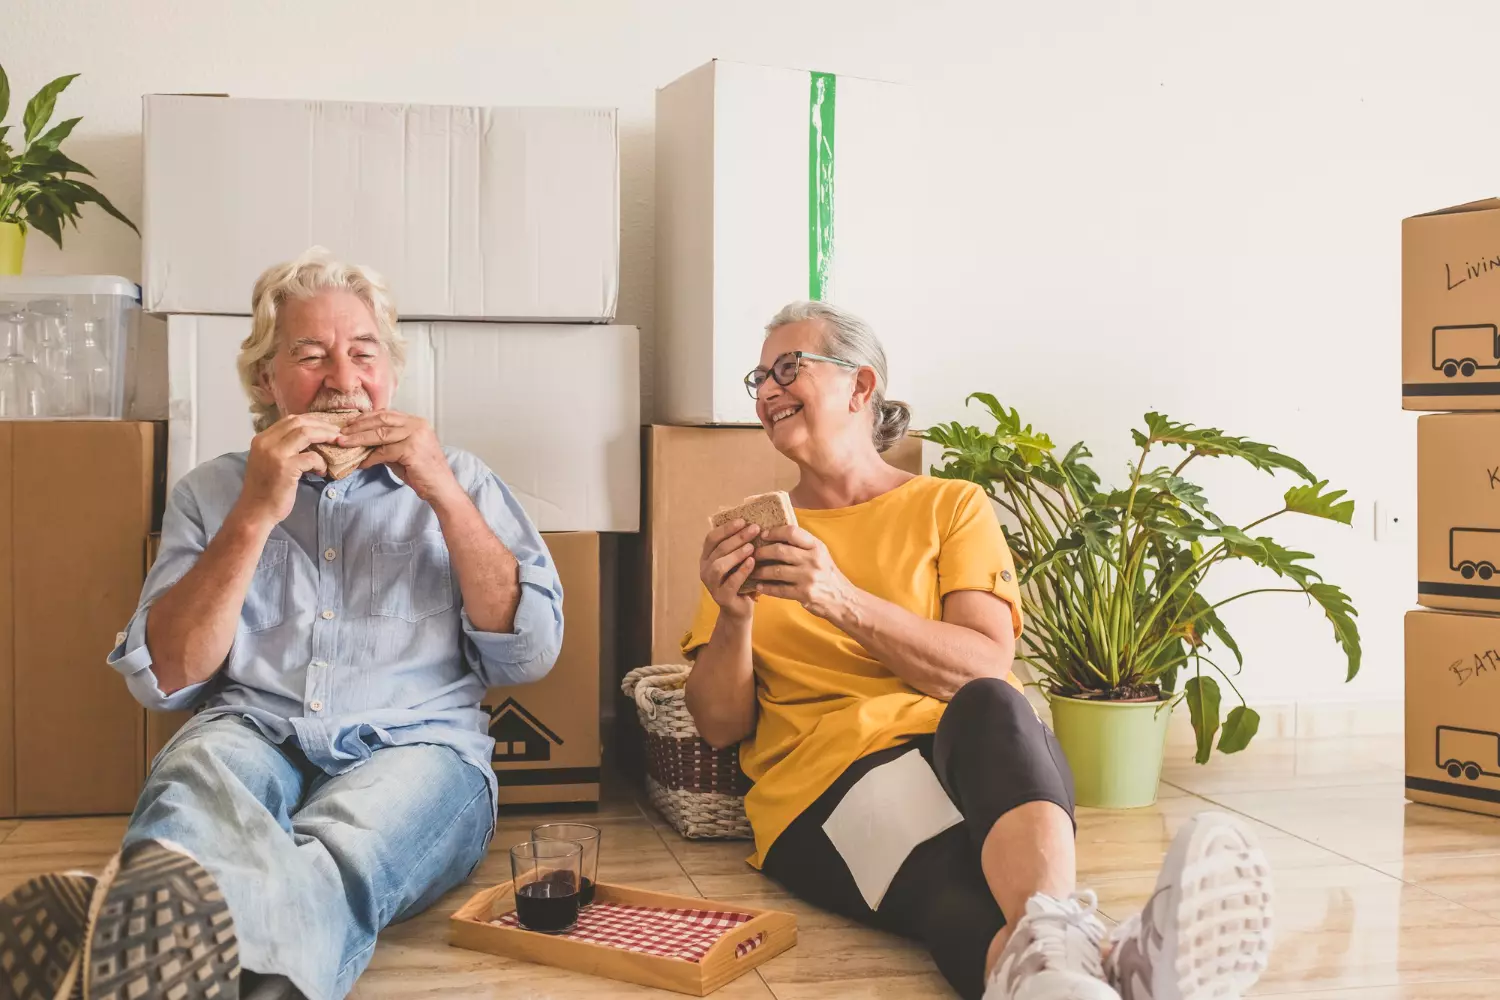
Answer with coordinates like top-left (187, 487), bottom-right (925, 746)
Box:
top-left (1015, 890), bottom-right (1109, 980)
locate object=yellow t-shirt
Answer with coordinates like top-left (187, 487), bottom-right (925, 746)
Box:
top-left (680, 476), bottom-right (1025, 867)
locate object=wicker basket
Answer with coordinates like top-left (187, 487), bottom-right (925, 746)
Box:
top-left (622, 664), bottom-right (753, 840)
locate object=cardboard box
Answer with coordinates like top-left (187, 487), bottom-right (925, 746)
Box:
top-left (143, 95), bottom-right (620, 321)
top-left (485, 531), bottom-right (612, 806)
top-left (654, 60), bottom-right (918, 425)
top-left (1405, 609), bottom-right (1500, 818)
top-left (629, 425), bottom-right (924, 668)
top-left (166, 317), bottom-right (641, 532)
top-left (1416, 413), bottom-right (1500, 612)
top-left (1, 422), bottom-right (164, 817)
top-left (1403, 198), bottom-right (1500, 410)
top-left (140, 531), bottom-right (613, 807)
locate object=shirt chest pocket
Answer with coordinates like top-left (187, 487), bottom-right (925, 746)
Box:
top-left (242, 539), bottom-right (289, 632)
top-left (371, 536), bottom-right (455, 622)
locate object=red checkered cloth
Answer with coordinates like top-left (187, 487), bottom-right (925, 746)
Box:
top-left (492, 901), bottom-right (763, 963)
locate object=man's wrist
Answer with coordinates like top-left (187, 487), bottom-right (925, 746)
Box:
top-left (223, 502), bottom-right (277, 543)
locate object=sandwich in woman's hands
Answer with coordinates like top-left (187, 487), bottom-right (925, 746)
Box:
top-left (711, 491), bottom-right (798, 595)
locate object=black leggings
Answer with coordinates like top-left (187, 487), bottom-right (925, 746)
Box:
top-left (761, 678), bottom-right (1076, 1000)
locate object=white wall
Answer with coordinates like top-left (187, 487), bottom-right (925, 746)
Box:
top-left (14, 0), bottom-right (1489, 707)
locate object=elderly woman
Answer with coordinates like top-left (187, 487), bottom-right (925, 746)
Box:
top-left (684, 301), bottom-right (1274, 1000)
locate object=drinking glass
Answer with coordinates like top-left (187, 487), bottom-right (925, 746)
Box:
top-left (76, 320), bottom-right (113, 417)
top-left (532, 823), bottom-right (601, 907)
top-left (0, 310), bottom-right (46, 418)
top-left (509, 839), bottom-right (582, 934)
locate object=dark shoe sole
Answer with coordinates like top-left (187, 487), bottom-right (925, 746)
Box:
top-left (85, 841), bottom-right (239, 1000)
top-left (0, 872), bottom-right (97, 1000)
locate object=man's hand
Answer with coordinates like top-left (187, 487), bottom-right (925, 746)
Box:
top-left (337, 410), bottom-right (461, 504)
top-left (750, 525), bottom-right (860, 623)
top-left (232, 413), bottom-right (337, 530)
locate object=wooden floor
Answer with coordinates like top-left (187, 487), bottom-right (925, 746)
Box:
top-left (5, 735), bottom-right (1499, 998)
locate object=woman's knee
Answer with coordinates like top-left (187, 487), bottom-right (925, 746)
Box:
top-left (944, 676), bottom-right (1033, 737)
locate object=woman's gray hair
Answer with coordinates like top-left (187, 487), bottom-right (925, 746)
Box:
top-left (765, 300), bottom-right (912, 452)
top-left (239, 246), bottom-right (406, 432)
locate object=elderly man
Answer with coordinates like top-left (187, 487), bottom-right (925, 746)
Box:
top-left (0, 248), bottom-right (564, 1000)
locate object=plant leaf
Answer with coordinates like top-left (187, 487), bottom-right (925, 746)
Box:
top-left (35, 146), bottom-right (93, 177)
top-left (1184, 674), bottom-right (1221, 764)
top-left (0, 63), bottom-right (9, 125)
top-left (1308, 581), bottom-right (1362, 681)
top-left (1217, 705), bottom-right (1260, 754)
top-left (27, 116), bottom-right (81, 153)
top-left (1283, 480), bottom-right (1355, 525)
top-left (1142, 412), bottom-right (1317, 483)
top-left (62, 179), bottom-right (138, 234)
top-left (23, 198), bottom-right (65, 248)
top-left (22, 74), bottom-right (78, 145)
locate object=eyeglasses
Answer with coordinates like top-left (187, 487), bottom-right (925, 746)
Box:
top-left (744, 351), bottom-right (859, 398)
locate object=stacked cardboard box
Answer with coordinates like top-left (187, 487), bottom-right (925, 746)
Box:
top-left (654, 59), bottom-right (918, 425)
top-left (1404, 199), bottom-right (1500, 818)
top-left (0, 422), bottom-right (165, 817)
top-left (139, 93), bottom-right (635, 806)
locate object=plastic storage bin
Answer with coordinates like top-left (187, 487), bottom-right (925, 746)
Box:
top-left (0, 276), bottom-right (138, 420)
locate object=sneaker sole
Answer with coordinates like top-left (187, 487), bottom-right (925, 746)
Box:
top-left (1166, 812), bottom-right (1274, 1000)
top-left (84, 842), bottom-right (239, 1000)
top-left (0, 873), bottom-right (96, 1000)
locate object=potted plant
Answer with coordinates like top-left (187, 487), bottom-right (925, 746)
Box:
top-left (0, 63), bottom-right (137, 275)
top-left (922, 394), bottom-right (1361, 807)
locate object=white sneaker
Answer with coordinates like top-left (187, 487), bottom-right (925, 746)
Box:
top-left (1105, 811), bottom-right (1273, 1000)
top-left (984, 891), bottom-right (1121, 1000)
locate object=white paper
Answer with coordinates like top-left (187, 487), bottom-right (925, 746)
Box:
top-left (821, 749), bottom-right (965, 911)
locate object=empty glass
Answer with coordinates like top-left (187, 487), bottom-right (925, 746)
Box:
top-left (0, 310), bottom-right (47, 418)
top-left (75, 321), bottom-right (112, 417)
top-left (532, 823), bottom-right (601, 907)
top-left (509, 840), bottom-right (582, 934)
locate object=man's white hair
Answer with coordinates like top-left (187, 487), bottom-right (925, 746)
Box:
top-left (238, 246), bottom-right (406, 432)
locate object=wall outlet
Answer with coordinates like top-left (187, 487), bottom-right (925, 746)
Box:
top-left (1373, 500), bottom-right (1413, 544)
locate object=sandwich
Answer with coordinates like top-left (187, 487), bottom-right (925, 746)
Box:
top-left (309, 409), bottom-right (372, 481)
top-left (710, 491), bottom-right (798, 595)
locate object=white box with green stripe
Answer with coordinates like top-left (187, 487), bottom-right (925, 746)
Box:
top-left (654, 60), bottom-right (917, 426)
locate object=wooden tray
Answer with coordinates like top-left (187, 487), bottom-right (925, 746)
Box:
top-left (450, 880), bottom-right (797, 996)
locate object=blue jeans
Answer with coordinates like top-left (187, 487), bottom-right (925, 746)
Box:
top-left (125, 716), bottom-right (495, 1000)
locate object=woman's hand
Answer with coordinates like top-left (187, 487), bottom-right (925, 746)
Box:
top-left (750, 526), bottom-right (860, 623)
top-left (700, 519), bottom-right (761, 621)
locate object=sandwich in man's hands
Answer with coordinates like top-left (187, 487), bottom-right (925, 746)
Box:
top-left (710, 491), bottom-right (798, 595)
top-left (309, 409), bottom-right (372, 480)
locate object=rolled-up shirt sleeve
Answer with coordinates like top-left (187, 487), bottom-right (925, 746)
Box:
top-left (106, 481), bottom-right (216, 711)
top-left (459, 466), bottom-right (565, 687)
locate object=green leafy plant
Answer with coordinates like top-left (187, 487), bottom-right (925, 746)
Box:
top-left (921, 394), bottom-right (1361, 762)
top-left (0, 63), bottom-right (137, 247)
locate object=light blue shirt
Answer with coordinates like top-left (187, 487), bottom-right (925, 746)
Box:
top-left (107, 447), bottom-right (565, 806)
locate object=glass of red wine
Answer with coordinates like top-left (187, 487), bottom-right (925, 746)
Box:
top-left (509, 839), bottom-right (583, 934)
top-left (532, 823), bottom-right (601, 907)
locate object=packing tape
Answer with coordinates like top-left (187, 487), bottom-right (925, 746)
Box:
top-left (809, 71), bottom-right (836, 301)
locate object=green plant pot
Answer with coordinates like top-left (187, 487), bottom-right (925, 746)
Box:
top-left (0, 223), bottom-right (22, 275)
top-left (1049, 693), bottom-right (1171, 809)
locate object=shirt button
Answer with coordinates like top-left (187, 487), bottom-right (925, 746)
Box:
top-left (310, 700), bottom-right (324, 712)
top-left (323, 548), bottom-right (337, 561)
top-left (325, 488), bottom-right (338, 499)
top-left (1001, 570), bottom-right (1013, 582)
top-left (321, 609), bottom-right (336, 620)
